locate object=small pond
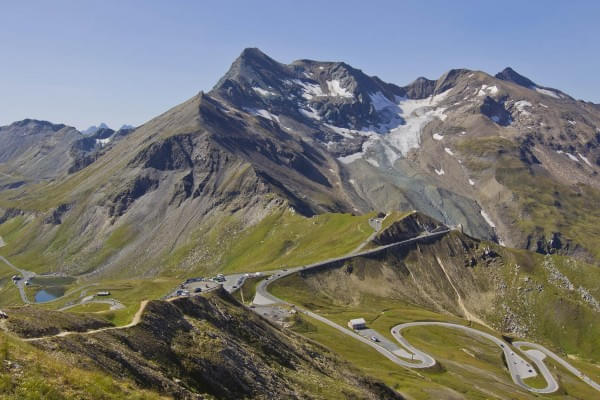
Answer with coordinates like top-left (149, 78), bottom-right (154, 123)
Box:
top-left (34, 287), bottom-right (65, 303)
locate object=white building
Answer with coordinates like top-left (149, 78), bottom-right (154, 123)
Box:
top-left (348, 318), bottom-right (367, 330)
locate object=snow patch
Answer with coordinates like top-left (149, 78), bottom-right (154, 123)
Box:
top-left (444, 147), bottom-right (454, 156)
top-left (385, 91), bottom-right (450, 158)
top-left (567, 120), bottom-right (577, 125)
top-left (435, 168), bottom-right (445, 176)
top-left (477, 84), bottom-right (499, 97)
top-left (299, 107), bottom-right (321, 120)
top-left (433, 133), bottom-right (444, 141)
top-left (539, 103), bottom-right (548, 108)
top-left (334, 90), bottom-right (450, 165)
top-left (480, 210), bottom-right (496, 228)
top-left (326, 80), bottom-right (353, 98)
top-left (514, 100), bottom-right (532, 116)
top-left (252, 87), bottom-right (277, 97)
top-left (566, 152), bottom-right (579, 162)
top-left (246, 108), bottom-right (280, 122)
top-left (468, 179), bottom-right (475, 186)
top-left (96, 138), bottom-right (111, 146)
top-left (578, 153), bottom-right (593, 167)
top-left (289, 79), bottom-right (324, 100)
top-left (324, 123), bottom-right (356, 139)
top-left (366, 158), bottom-right (380, 167)
top-left (535, 87), bottom-right (560, 99)
top-left (338, 152), bottom-right (363, 164)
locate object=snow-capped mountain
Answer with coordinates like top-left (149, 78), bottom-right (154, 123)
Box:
top-left (1, 48), bottom-right (600, 278)
top-left (81, 122), bottom-right (110, 135)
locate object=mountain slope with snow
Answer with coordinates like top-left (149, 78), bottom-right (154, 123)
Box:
top-left (1, 48), bottom-right (600, 279)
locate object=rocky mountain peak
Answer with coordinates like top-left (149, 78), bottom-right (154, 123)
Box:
top-left (82, 122), bottom-right (111, 135)
top-left (495, 67), bottom-right (537, 88)
top-left (213, 48), bottom-right (288, 93)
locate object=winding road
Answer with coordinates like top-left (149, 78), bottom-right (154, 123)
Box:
top-left (253, 229), bottom-right (450, 306)
top-left (392, 322), bottom-right (558, 394)
top-left (5, 226), bottom-right (600, 395)
top-left (253, 229), bottom-right (600, 395)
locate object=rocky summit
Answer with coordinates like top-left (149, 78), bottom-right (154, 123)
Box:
top-left (1, 47), bottom-right (600, 400)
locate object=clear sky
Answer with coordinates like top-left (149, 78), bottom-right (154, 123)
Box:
top-left (1, 0), bottom-right (599, 130)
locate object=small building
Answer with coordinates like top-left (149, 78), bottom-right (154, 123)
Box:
top-left (97, 291), bottom-right (110, 296)
top-left (348, 318), bottom-right (367, 330)
top-left (0, 310), bottom-right (8, 319)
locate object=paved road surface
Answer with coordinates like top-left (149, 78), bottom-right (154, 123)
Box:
top-left (391, 322), bottom-right (558, 394)
top-left (513, 341), bottom-right (600, 392)
top-left (254, 230), bottom-right (450, 306)
top-left (251, 227), bottom-right (600, 394)
top-left (0, 255), bottom-right (35, 304)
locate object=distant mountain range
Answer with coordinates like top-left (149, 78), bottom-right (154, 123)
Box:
top-left (0, 48), bottom-right (599, 278)
top-left (82, 123), bottom-right (134, 135)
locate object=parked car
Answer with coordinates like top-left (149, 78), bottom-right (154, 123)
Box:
top-left (370, 336), bottom-right (379, 342)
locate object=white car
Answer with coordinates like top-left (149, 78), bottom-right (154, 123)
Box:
top-left (370, 336), bottom-right (379, 342)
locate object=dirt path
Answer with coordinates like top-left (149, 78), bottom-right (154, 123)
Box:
top-left (23, 300), bottom-right (149, 342)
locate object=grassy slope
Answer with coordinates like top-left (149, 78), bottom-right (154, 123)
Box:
top-left (231, 276), bottom-right (265, 305)
top-left (217, 209), bottom-right (377, 273)
top-left (0, 208), bottom-right (385, 327)
top-left (0, 333), bottom-right (164, 400)
top-left (457, 135), bottom-right (600, 261)
top-left (271, 254), bottom-right (600, 399)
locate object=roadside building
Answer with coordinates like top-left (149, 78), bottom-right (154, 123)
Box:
top-left (348, 318), bottom-right (367, 330)
top-left (97, 291), bottom-right (110, 296)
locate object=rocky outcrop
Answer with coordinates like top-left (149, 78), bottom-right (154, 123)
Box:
top-left (480, 96), bottom-right (512, 126)
top-left (495, 67), bottom-right (537, 88)
top-left (4, 307), bottom-right (112, 338)
top-left (0, 208), bottom-right (24, 224)
top-left (109, 174), bottom-right (160, 217)
top-left (43, 203), bottom-right (73, 225)
top-left (372, 212), bottom-right (446, 246)
top-left (129, 134), bottom-right (194, 171)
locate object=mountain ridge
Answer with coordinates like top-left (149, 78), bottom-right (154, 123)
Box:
top-left (1, 48), bottom-right (599, 281)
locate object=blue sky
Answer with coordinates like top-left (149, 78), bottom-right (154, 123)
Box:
top-left (1, 0), bottom-right (599, 130)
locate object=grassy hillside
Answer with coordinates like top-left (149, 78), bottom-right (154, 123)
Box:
top-left (457, 135), bottom-right (600, 261)
top-left (21, 290), bottom-right (402, 400)
top-left (0, 332), bottom-right (164, 400)
top-left (270, 232), bottom-right (600, 398)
